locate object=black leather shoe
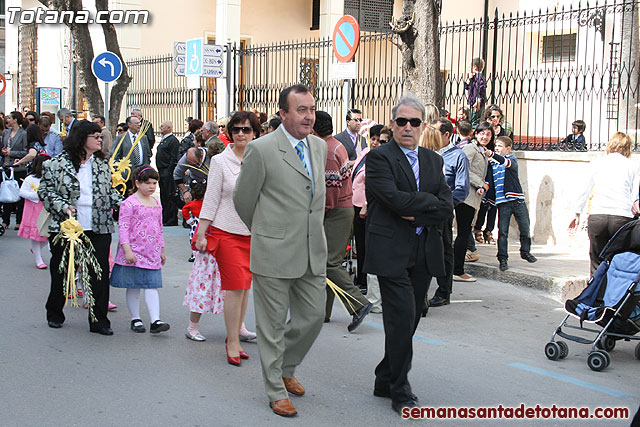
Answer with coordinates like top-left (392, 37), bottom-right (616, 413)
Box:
top-left (499, 259), bottom-right (509, 271)
top-left (47, 321), bottom-right (62, 329)
top-left (130, 319), bottom-right (146, 333)
top-left (421, 299), bottom-right (430, 317)
top-left (348, 302), bottom-right (372, 332)
top-left (521, 253), bottom-right (537, 263)
top-left (150, 320), bottom-right (170, 333)
top-left (429, 296), bottom-right (450, 307)
top-left (90, 327), bottom-right (113, 336)
top-left (391, 398), bottom-right (419, 415)
top-left (374, 388), bottom-right (418, 401)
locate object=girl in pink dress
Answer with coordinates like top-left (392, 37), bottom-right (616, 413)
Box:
top-left (110, 166), bottom-right (170, 334)
top-left (17, 154), bottom-right (49, 269)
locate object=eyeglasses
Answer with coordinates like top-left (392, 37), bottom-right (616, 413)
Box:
top-left (88, 134), bottom-right (103, 140)
top-left (394, 117), bottom-right (423, 127)
top-left (350, 118), bottom-right (362, 122)
top-left (230, 126), bottom-right (253, 135)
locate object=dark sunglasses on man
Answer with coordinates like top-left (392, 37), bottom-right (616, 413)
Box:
top-left (394, 117), bottom-right (423, 127)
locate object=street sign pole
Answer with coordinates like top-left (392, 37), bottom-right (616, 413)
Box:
top-left (104, 82), bottom-right (109, 129)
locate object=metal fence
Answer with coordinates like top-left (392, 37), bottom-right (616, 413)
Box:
top-left (441, 0), bottom-right (640, 151)
top-left (234, 31), bottom-right (403, 133)
top-left (125, 0), bottom-right (639, 151)
top-left (126, 54), bottom-right (217, 138)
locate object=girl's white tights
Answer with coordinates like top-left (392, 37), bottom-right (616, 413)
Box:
top-left (126, 288), bottom-right (160, 323)
top-left (31, 240), bottom-right (46, 265)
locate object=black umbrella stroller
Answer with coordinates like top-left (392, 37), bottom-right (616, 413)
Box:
top-left (545, 219), bottom-right (640, 371)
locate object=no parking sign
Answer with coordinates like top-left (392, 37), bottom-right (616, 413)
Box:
top-left (333, 15), bottom-right (360, 63)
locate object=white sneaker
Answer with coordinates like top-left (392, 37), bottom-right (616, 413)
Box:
top-left (453, 274), bottom-right (477, 282)
top-left (239, 324), bottom-right (257, 342)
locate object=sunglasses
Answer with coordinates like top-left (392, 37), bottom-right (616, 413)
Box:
top-left (394, 117), bottom-right (423, 127)
top-left (27, 117), bottom-right (36, 122)
top-left (219, 124), bottom-right (226, 128)
top-left (490, 115), bottom-right (501, 119)
top-left (117, 128), bottom-right (125, 133)
top-left (231, 126), bottom-right (253, 135)
top-left (350, 118), bottom-right (362, 122)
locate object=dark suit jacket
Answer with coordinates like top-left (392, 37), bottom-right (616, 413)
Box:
top-left (155, 134), bottom-right (180, 171)
top-left (142, 119), bottom-right (156, 150)
top-left (110, 132), bottom-right (152, 168)
top-left (334, 129), bottom-right (367, 161)
top-left (364, 139), bottom-right (453, 278)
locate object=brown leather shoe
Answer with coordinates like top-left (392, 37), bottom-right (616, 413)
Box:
top-left (283, 376), bottom-right (305, 396)
top-left (269, 398), bottom-right (297, 417)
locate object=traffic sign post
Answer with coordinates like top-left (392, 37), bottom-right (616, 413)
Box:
top-left (332, 16), bottom-right (361, 112)
top-left (174, 42), bottom-right (225, 77)
top-left (92, 51), bottom-right (123, 129)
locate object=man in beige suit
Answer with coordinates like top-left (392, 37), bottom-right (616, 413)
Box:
top-left (233, 85), bottom-right (328, 418)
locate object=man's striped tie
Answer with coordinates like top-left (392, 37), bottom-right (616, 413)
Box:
top-left (295, 141), bottom-right (311, 176)
top-left (406, 150), bottom-right (423, 235)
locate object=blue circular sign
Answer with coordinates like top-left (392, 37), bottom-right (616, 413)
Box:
top-left (91, 51), bottom-right (123, 83)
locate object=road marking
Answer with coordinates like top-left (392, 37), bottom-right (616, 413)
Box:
top-left (507, 363), bottom-right (632, 398)
top-left (364, 321), bottom-right (446, 346)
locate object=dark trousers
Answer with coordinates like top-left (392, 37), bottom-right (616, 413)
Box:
top-left (1, 170), bottom-right (26, 226)
top-left (587, 214), bottom-right (632, 275)
top-left (353, 205), bottom-right (367, 287)
top-left (324, 206), bottom-right (369, 318)
top-left (453, 203), bottom-right (476, 276)
top-left (433, 214), bottom-right (454, 298)
top-left (46, 231), bottom-right (112, 329)
top-left (474, 199), bottom-right (496, 233)
top-left (497, 199), bottom-right (531, 260)
top-left (375, 232), bottom-right (431, 404)
top-left (159, 168), bottom-right (178, 225)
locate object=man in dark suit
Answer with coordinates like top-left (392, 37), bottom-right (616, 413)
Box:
top-left (364, 94), bottom-right (453, 416)
top-left (110, 115), bottom-right (152, 189)
top-left (156, 120), bottom-right (180, 225)
top-left (131, 108), bottom-right (156, 151)
top-left (334, 108), bottom-right (367, 161)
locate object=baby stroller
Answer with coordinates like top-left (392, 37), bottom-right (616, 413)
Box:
top-left (544, 219), bottom-right (640, 371)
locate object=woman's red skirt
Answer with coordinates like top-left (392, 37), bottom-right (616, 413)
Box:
top-left (197, 226), bottom-right (252, 291)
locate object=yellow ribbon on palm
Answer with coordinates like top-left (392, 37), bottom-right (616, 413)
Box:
top-left (109, 121), bottom-right (151, 195)
top-left (326, 278), bottom-right (365, 314)
top-left (53, 217), bottom-right (102, 322)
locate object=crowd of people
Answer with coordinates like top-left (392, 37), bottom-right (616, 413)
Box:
top-left (0, 77), bottom-right (639, 418)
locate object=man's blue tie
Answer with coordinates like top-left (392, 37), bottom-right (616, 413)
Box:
top-left (295, 141), bottom-right (311, 176)
top-left (406, 151), bottom-right (423, 235)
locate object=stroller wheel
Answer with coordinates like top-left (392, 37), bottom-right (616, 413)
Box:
top-left (557, 341), bottom-right (569, 359)
top-left (587, 351), bottom-right (609, 371)
top-left (596, 336), bottom-right (616, 352)
top-left (635, 343), bottom-right (640, 360)
top-left (544, 342), bottom-right (561, 361)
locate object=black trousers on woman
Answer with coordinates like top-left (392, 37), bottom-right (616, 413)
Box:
top-left (453, 203), bottom-right (477, 276)
top-left (46, 231), bottom-right (112, 330)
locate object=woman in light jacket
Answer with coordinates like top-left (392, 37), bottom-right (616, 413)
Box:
top-left (1, 111), bottom-right (28, 228)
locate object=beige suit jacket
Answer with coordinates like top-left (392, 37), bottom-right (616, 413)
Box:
top-left (233, 126), bottom-right (328, 279)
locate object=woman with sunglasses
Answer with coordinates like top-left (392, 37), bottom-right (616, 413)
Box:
top-left (485, 106), bottom-right (513, 139)
top-left (194, 111), bottom-right (260, 366)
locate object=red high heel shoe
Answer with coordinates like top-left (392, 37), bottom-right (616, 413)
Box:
top-left (239, 350), bottom-right (249, 360)
top-left (225, 338), bottom-right (241, 366)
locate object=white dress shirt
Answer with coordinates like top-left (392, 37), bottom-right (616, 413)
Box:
top-left (77, 156), bottom-right (94, 230)
top-left (281, 125), bottom-right (314, 185)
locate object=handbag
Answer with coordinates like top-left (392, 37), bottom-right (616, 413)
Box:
top-left (0, 168), bottom-right (20, 203)
top-left (36, 169), bottom-right (64, 237)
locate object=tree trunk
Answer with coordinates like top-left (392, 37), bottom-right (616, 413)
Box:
top-left (393, 0), bottom-right (441, 108)
top-left (38, 0), bottom-right (131, 135)
top-left (618, 2), bottom-right (639, 137)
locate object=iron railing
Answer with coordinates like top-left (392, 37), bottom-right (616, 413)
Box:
top-left (124, 0), bottom-right (640, 151)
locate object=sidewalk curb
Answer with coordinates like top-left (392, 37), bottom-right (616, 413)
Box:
top-left (465, 262), bottom-right (588, 303)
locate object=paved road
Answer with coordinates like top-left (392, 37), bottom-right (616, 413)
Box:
top-left (0, 228), bottom-right (638, 426)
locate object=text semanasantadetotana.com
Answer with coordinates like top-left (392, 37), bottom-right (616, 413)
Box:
top-left (402, 404), bottom-right (630, 420)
